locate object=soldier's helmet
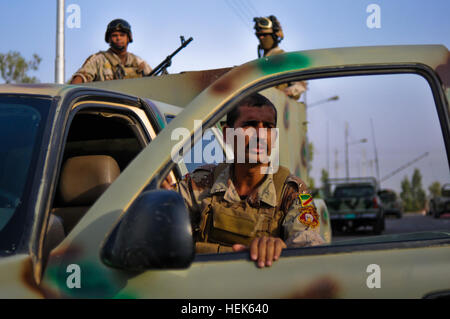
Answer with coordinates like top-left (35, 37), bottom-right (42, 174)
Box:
top-left (253, 15), bottom-right (284, 43)
top-left (105, 19), bottom-right (133, 43)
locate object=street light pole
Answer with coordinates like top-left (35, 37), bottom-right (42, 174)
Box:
top-left (345, 122), bottom-right (349, 179)
top-left (55, 0), bottom-right (65, 84)
top-left (308, 95), bottom-right (339, 108)
top-left (371, 118), bottom-right (381, 183)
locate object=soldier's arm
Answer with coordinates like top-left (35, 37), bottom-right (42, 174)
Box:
top-left (283, 81), bottom-right (307, 100)
top-left (177, 173), bottom-right (201, 217)
top-left (134, 55), bottom-right (153, 76)
top-left (70, 76), bottom-right (84, 84)
top-left (281, 177), bottom-right (325, 247)
top-left (69, 54), bottom-right (100, 83)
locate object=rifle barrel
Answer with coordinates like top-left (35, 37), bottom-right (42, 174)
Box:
top-left (148, 37), bottom-right (193, 76)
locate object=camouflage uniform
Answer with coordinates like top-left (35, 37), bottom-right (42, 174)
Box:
top-left (178, 163), bottom-right (325, 253)
top-left (70, 48), bottom-right (152, 83)
top-left (265, 46), bottom-right (307, 100)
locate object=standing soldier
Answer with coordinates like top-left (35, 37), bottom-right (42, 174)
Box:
top-left (70, 19), bottom-right (152, 84)
top-left (253, 15), bottom-right (307, 100)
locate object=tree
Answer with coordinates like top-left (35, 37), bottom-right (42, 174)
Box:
top-left (400, 168), bottom-right (427, 211)
top-left (306, 141), bottom-right (315, 190)
top-left (411, 168), bottom-right (426, 210)
top-left (400, 176), bottom-right (413, 211)
top-left (0, 51), bottom-right (41, 84)
top-left (428, 181), bottom-right (441, 198)
top-left (320, 168), bottom-right (331, 197)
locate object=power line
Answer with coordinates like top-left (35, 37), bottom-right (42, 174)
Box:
top-left (381, 152), bottom-right (429, 182)
top-left (231, 0), bottom-right (255, 21)
top-left (225, 0), bottom-right (251, 28)
top-left (241, 0), bottom-right (260, 18)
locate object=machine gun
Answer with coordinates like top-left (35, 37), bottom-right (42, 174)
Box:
top-left (148, 36), bottom-right (193, 76)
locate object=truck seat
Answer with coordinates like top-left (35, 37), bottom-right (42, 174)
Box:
top-left (51, 155), bottom-right (120, 235)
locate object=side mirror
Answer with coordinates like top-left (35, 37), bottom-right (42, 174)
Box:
top-left (101, 190), bottom-right (194, 272)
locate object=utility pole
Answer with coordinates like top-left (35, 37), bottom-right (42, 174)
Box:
top-left (55, 0), bottom-right (65, 84)
top-left (334, 149), bottom-right (339, 178)
top-left (345, 121), bottom-right (367, 180)
top-left (362, 148), bottom-right (367, 177)
top-left (371, 118), bottom-right (380, 183)
top-left (345, 122), bottom-right (349, 179)
top-left (327, 120), bottom-right (330, 174)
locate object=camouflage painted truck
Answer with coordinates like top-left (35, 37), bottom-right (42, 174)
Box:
top-left (325, 177), bottom-right (385, 235)
top-left (0, 45), bottom-right (449, 299)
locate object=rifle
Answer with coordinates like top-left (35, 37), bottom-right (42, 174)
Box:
top-left (148, 36), bottom-right (193, 76)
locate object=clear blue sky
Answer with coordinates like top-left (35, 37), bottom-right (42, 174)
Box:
top-left (2, 0), bottom-right (449, 82)
top-left (2, 0), bottom-right (450, 194)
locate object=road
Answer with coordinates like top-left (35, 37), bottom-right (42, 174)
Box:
top-left (332, 212), bottom-right (450, 242)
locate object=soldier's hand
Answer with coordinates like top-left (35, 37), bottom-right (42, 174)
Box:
top-left (70, 75), bottom-right (84, 84)
top-left (232, 236), bottom-right (286, 268)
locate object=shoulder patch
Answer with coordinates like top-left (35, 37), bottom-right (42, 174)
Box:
top-left (298, 206), bottom-right (320, 229)
top-left (190, 165), bottom-right (216, 189)
top-left (280, 175), bottom-right (312, 213)
top-left (299, 193), bottom-right (314, 207)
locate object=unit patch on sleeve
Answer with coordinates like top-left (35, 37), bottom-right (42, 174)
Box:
top-left (299, 194), bottom-right (313, 207)
top-left (298, 206), bottom-right (320, 229)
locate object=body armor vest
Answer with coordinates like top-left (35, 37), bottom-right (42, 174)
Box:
top-left (102, 51), bottom-right (142, 80)
top-left (196, 164), bottom-right (292, 247)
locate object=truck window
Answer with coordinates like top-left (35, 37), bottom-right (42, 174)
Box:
top-left (51, 108), bottom-right (148, 236)
top-left (306, 73), bottom-right (450, 239)
top-left (334, 185), bottom-right (375, 198)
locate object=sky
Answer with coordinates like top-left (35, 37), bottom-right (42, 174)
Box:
top-left (2, 0), bottom-right (450, 194)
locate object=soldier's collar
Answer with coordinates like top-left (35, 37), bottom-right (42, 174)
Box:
top-left (210, 165), bottom-right (277, 207)
top-left (256, 174), bottom-right (277, 207)
top-left (107, 48), bottom-right (131, 65)
top-left (210, 165), bottom-right (231, 194)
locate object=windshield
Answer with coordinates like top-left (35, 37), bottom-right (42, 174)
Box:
top-left (334, 185), bottom-right (375, 198)
top-left (379, 191), bottom-right (397, 202)
top-left (0, 96), bottom-right (51, 254)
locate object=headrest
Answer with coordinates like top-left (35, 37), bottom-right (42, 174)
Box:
top-left (58, 155), bottom-right (120, 206)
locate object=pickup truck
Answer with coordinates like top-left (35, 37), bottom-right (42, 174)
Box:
top-left (325, 177), bottom-right (385, 234)
top-left (378, 189), bottom-right (403, 219)
top-left (429, 183), bottom-right (450, 218)
top-left (0, 45), bottom-right (449, 299)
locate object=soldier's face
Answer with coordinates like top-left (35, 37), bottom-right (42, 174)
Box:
top-left (224, 105), bottom-right (277, 165)
top-left (256, 31), bottom-right (275, 50)
top-left (110, 31), bottom-right (129, 50)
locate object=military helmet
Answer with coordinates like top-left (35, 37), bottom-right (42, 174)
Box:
top-left (105, 19), bottom-right (133, 43)
top-left (253, 15), bottom-right (284, 42)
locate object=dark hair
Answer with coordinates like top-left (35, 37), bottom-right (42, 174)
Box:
top-left (226, 93), bottom-right (277, 127)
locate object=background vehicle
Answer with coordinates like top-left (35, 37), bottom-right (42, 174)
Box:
top-left (325, 177), bottom-right (385, 234)
top-left (0, 45), bottom-right (449, 299)
top-left (378, 189), bottom-right (403, 219)
top-left (428, 183), bottom-right (450, 218)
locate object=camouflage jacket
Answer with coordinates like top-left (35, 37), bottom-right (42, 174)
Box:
top-left (70, 48), bottom-right (152, 83)
top-left (178, 164), bottom-right (324, 253)
top-left (265, 46), bottom-right (307, 100)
